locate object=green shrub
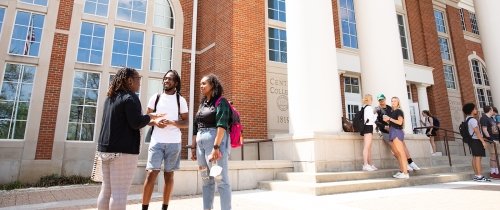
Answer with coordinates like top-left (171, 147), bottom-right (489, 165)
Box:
top-left (0, 174), bottom-right (95, 191)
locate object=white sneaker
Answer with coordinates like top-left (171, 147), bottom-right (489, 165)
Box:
top-left (394, 172), bottom-right (409, 179)
top-left (431, 152), bottom-right (441, 156)
top-left (392, 171), bottom-right (402, 178)
top-left (409, 162), bottom-right (421, 170)
top-left (362, 164), bottom-right (375, 171)
top-left (370, 165), bottom-right (378, 170)
top-left (407, 164), bottom-right (413, 171)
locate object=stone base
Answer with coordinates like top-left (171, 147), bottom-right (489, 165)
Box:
top-left (273, 132), bottom-right (435, 173)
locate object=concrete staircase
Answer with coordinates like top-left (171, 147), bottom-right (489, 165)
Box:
top-left (259, 165), bottom-right (475, 195)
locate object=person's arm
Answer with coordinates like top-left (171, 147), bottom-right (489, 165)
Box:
top-left (209, 98), bottom-right (231, 161)
top-left (388, 111), bottom-right (404, 126)
top-left (473, 126), bottom-right (487, 146)
top-left (124, 96), bottom-right (153, 129)
top-left (167, 113), bottom-right (189, 128)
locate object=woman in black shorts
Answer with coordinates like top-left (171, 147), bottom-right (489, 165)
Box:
top-left (421, 110), bottom-right (438, 156)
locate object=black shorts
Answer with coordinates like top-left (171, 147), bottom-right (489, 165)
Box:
top-left (425, 128), bottom-right (437, 137)
top-left (469, 139), bottom-right (486, 157)
top-left (360, 125), bottom-right (373, 136)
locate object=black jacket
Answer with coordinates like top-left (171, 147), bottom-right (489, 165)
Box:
top-left (98, 90), bottom-right (150, 154)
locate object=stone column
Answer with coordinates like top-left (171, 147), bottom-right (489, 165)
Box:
top-left (416, 84), bottom-right (430, 112)
top-left (354, 0), bottom-right (412, 133)
top-left (473, 0), bottom-right (500, 106)
top-left (286, 0), bottom-right (342, 135)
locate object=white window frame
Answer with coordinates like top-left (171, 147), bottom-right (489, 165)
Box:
top-left (406, 84), bottom-right (412, 100)
top-left (468, 11), bottom-right (480, 35)
top-left (268, 27), bottom-right (287, 63)
top-left (443, 64), bottom-right (457, 90)
top-left (268, 0), bottom-right (286, 22)
top-left (459, 8), bottom-right (466, 31)
top-left (434, 9), bottom-right (446, 34)
top-left (150, 33), bottom-right (174, 72)
top-left (344, 76), bottom-right (360, 94)
top-left (76, 21), bottom-right (106, 65)
top-left (0, 7), bottom-right (6, 38)
top-left (8, 10), bottom-right (45, 58)
top-left (0, 63), bottom-right (36, 140)
top-left (19, 0), bottom-right (48, 7)
top-left (438, 37), bottom-right (451, 61)
top-left (470, 59), bottom-right (493, 108)
top-left (66, 70), bottom-right (101, 142)
top-left (338, 0), bottom-right (358, 49)
top-left (397, 13), bottom-right (411, 60)
top-left (111, 27), bottom-right (145, 70)
top-left (153, 0), bottom-right (175, 29)
top-left (83, 0), bottom-right (110, 18)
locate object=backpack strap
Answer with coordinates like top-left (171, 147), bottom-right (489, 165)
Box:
top-left (176, 92), bottom-right (181, 119)
top-left (151, 93), bottom-right (160, 132)
top-left (465, 117), bottom-right (474, 137)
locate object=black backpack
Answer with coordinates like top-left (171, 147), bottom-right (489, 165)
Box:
top-left (459, 117), bottom-right (473, 144)
top-left (433, 117), bottom-right (440, 130)
top-left (353, 105), bottom-right (367, 133)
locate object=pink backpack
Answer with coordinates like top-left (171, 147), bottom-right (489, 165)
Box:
top-left (215, 97), bottom-right (243, 148)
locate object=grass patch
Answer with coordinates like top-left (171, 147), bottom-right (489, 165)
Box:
top-left (0, 174), bottom-right (96, 191)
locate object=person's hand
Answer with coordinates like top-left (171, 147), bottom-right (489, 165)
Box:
top-left (383, 115), bottom-right (390, 122)
top-left (156, 119), bottom-right (168, 128)
top-left (208, 149), bottom-right (222, 162)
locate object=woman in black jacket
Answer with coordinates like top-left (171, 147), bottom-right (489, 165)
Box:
top-left (97, 67), bottom-right (163, 210)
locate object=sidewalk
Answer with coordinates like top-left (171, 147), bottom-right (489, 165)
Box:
top-left (1, 180), bottom-right (500, 210)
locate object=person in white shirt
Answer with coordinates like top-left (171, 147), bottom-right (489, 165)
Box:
top-left (142, 70), bottom-right (189, 210)
top-left (361, 94), bottom-right (377, 171)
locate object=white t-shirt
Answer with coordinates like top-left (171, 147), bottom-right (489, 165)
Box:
top-left (363, 105), bottom-right (376, 126)
top-left (467, 116), bottom-right (479, 139)
top-left (147, 93), bottom-right (188, 144)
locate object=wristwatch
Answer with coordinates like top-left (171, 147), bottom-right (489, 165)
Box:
top-left (213, 145), bottom-right (220, 150)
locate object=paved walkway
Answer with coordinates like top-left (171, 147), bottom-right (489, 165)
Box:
top-left (1, 180), bottom-right (500, 210)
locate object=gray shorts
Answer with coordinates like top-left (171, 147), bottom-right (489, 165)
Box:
top-left (146, 143), bottom-right (181, 172)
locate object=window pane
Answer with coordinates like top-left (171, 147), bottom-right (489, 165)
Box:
top-left (20, 0), bottom-right (48, 6)
top-left (268, 0), bottom-right (286, 22)
top-left (10, 11), bottom-right (45, 56)
top-left (117, 0), bottom-right (147, 24)
top-left (78, 22), bottom-right (106, 64)
top-left (268, 28), bottom-right (287, 63)
top-left (154, 0), bottom-right (174, 29)
top-left (0, 8), bottom-right (6, 34)
top-left (150, 34), bottom-right (173, 72)
top-left (0, 64), bottom-right (36, 139)
top-left (112, 28), bottom-right (144, 69)
top-left (67, 71), bottom-right (100, 141)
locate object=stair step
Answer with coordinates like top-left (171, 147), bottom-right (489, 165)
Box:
top-left (260, 172), bottom-right (474, 196)
top-left (276, 165), bottom-right (472, 183)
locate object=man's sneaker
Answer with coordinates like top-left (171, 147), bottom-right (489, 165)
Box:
top-left (407, 164), bottom-right (413, 171)
top-left (474, 176), bottom-right (491, 182)
top-left (394, 172), bottom-right (409, 179)
top-left (392, 171), bottom-right (402, 178)
top-left (490, 173), bottom-right (500, 179)
top-left (409, 162), bottom-right (421, 171)
top-left (362, 164), bottom-right (375, 171)
top-left (370, 165), bottom-right (378, 170)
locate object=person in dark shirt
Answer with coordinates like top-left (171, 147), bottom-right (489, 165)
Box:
top-left (375, 94), bottom-right (420, 171)
top-left (479, 106), bottom-right (499, 179)
top-left (191, 74), bottom-right (232, 210)
top-left (382, 97), bottom-right (409, 179)
top-left (97, 67), bottom-right (163, 209)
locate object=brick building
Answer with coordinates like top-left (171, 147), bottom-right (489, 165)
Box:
top-left (0, 0), bottom-right (497, 183)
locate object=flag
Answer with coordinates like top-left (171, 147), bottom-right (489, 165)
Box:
top-left (23, 16), bottom-right (35, 55)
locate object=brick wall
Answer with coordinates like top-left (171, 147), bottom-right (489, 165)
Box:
top-left (406, 0), bottom-right (452, 131)
top-left (332, 0), bottom-right (341, 48)
top-left (35, 0), bottom-right (74, 159)
top-left (446, 6), bottom-right (475, 104)
top-left (35, 33), bottom-right (69, 160)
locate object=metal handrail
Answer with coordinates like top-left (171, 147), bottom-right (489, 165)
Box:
top-left (185, 139), bottom-right (273, 160)
top-left (413, 126), bottom-right (465, 167)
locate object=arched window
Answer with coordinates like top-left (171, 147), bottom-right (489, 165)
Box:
top-left (471, 59), bottom-right (493, 108)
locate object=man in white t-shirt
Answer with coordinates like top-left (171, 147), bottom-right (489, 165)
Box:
top-left (142, 70), bottom-right (189, 210)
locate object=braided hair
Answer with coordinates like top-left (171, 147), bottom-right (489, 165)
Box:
top-left (201, 73), bottom-right (223, 102)
top-left (107, 67), bottom-right (137, 97)
top-left (164, 70), bottom-right (181, 95)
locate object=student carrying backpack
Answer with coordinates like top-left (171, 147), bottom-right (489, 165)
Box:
top-left (459, 117), bottom-right (473, 145)
top-left (353, 105), bottom-right (368, 135)
top-left (216, 97), bottom-right (243, 148)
